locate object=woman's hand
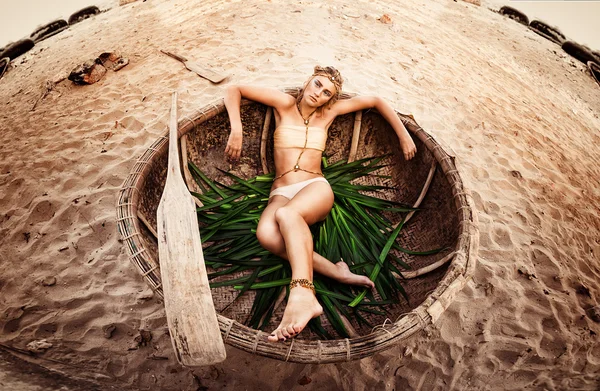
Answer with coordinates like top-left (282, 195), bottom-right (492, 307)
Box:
top-left (399, 135), bottom-right (417, 160)
top-left (225, 129), bottom-right (243, 161)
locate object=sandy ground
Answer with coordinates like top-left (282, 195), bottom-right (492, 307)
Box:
top-left (1, 0), bottom-right (599, 389)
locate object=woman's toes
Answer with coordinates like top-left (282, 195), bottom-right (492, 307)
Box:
top-left (268, 329), bottom-right (284, 342)
top-left (292, 324), bottom-right (303, 334)
top-left (286, 325), bottom-right (296, 336)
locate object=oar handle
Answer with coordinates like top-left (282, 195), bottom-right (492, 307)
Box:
top-left (161, 50), bottom-right (188, 63)
top-left (168, 92), bottom-right (180, 175)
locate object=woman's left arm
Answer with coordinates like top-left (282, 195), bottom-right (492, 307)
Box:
top-left (333, 96), bottom-right (416, 160)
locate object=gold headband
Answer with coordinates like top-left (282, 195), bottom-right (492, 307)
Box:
top-left (313, 73), bottom-right (337, 83)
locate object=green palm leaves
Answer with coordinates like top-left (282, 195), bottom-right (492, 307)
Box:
top-left (190, 156), bottom-right (436, 338)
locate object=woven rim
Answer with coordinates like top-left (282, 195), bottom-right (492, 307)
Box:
top-left (0, 57), bottom-right (9, 80)
top-left (588, 61), bottom-right (600, 86)
top-left (116, 88), bottom-right (478, 363)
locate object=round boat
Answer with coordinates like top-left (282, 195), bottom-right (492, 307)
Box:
top-left (30, 19), bottom-right (69, 43)
top-left (0, 39), bottom-right (34, 62)
top-left (499, 6), bottom-right (529, 26)
top-left (68, 6), bottom-right (101, 25)
top-left (529, 20), bottom-right (565, 45)
top-left (562, 41), bottom-right (599, 65)
top-left (116, 88), bottom-right (478, 363)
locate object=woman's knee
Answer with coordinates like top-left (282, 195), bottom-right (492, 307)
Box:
top-left (256, 224), bottom-right (282, 252)
top-left (274, 206), bottom-right (302, 225)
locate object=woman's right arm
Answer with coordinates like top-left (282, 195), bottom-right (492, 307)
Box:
top-left (224, 85), bottom-right (293, 161)
top-left (223, 86), bottom-right (244, 160)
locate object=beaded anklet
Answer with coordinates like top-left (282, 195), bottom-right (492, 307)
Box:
top-left (289, 278), bottom-right (316, 295)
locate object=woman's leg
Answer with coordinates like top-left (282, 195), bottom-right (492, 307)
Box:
top-left (266, 181), bottom-right (334, 341)
top-left (257, 200), bottom-right (374, 288)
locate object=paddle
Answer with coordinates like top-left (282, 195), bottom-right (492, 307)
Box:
top-left (161, 50), bottom-right (227, 84)
top-left (157, 92), bottom-right (226, 366)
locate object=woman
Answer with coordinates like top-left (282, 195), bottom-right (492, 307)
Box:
top-left (224, 66), bottom-right (416, 342)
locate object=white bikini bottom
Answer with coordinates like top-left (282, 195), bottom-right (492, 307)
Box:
top-left (269, 177), bottom-right (329, 200)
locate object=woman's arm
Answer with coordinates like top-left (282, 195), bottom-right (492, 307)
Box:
top-left (224, 85), bottom-right (294, 160)
top-left (332, 96), bottom-right (417, 160)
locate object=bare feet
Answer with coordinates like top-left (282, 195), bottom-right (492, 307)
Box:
top-left (268, 286), bottom-right (323, 342)
top-left (335, 261), bottom-right (375, 289)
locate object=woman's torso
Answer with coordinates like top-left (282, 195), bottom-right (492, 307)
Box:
top-left (271, 100), bottom-right (335, 189)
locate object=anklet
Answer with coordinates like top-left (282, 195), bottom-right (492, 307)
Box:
top-left (289, 278), bottom-right (316, 295)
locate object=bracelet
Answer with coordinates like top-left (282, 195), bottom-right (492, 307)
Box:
top-left (289, 278), bottom-right (316, 295)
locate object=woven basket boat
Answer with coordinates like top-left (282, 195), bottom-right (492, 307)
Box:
top-left (529, 20), bottom-right (565, 46)
top-left (499, 6), bottom-right (529, 26)
top-left (116, 88), bottom-right (478, 363)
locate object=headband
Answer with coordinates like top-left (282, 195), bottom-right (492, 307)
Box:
top-left (313, 73), bottom-right (337, 83)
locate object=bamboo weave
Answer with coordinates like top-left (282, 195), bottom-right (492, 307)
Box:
top-left (116, 88), bottom-right (478, 363)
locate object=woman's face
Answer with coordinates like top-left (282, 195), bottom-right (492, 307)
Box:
top-left (303, 75), bottom-right (337, 108)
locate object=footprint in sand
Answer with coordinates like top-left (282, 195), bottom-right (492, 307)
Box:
top-left (2, 306), bottom-right (26, 334)
top-left (27, 199), bottom-right (56, 225)
top-left (34, 322), bottom-right (58, 338)
top-left (491, 223), bottom-right (513, 248)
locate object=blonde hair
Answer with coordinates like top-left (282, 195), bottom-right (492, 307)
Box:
top-left (297, 65), bottom-right (344, 114)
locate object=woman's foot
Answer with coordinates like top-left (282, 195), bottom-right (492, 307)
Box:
top-left (335, 261), bottom-right (375, 288)
top-left (268, 285), bottom-right (323, 342)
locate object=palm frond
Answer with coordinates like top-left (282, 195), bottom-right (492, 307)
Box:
top-left (192, 156), bottom-right (438, 338)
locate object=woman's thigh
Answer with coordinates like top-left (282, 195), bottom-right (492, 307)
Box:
top-left (283, 182), bottom-right (334, 225)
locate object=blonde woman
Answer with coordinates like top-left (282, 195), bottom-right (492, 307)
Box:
top-left (224, 66), bottom-right (416, 342)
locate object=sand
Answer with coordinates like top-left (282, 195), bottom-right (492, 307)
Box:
top-left (1, 0), bottom-right (599, 389)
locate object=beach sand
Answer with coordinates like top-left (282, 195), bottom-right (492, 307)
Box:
top-left (1, 0), bottom-right (599, 389)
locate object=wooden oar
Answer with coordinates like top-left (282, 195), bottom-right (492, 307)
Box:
top-left (160, 50), bottom-right (227, 84)
top-left (157, 92), bottom-right (226, 366)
